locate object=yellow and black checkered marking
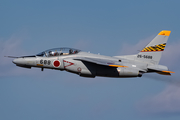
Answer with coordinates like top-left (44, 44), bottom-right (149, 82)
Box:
top-left (141, 43), bottom-right (166, 52)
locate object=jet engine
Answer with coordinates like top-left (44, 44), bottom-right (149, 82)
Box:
top-left (117, 68), bottom-right (142, 77)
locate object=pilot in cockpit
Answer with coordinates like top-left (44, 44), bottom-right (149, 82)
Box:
top-left (49, 51), bottom-right (56, 56)
top-left (69, 49), bottom-right (73, 54)
top-left (54, 51), bottom-right (58, 56)
top-left (49, 51), bottom-right (53, 56)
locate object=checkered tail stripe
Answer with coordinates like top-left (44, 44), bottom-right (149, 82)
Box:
top-left (141, 43), bottom-right (166, 52)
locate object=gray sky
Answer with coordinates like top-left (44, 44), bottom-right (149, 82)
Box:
top-left (1, 0), bottom-right (180, 120)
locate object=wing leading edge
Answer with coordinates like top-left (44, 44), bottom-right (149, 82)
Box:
top-left (73, 57), bottom-right (128, 68)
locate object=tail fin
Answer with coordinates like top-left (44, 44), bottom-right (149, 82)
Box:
top-left (136, 30), bottom-right (171, 64)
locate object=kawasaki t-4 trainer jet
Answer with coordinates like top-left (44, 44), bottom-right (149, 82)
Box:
top-left (7, 30), bottom-right (174, 78)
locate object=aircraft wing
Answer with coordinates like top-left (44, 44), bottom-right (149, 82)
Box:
top-left (73, 57), bottom-right (128, 67)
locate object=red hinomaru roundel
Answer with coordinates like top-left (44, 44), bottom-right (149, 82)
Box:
top-left (53, 60), bottom-right (60, 67)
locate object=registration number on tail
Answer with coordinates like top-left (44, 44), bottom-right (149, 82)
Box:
top-left (137, 55), bottom-right (152, 59)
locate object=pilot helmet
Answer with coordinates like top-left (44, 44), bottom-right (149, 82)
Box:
top-left (49, 51), bottom-right (54, 56)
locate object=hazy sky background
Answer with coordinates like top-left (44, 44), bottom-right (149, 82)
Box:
top-left (1, 0), bottom-right (180, 120)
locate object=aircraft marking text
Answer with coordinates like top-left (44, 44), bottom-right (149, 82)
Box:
top-left (137, 55), bottom-right (152, 59)
top-left (40, 59), bottom-right (51, 65)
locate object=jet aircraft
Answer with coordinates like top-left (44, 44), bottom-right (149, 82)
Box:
top-left (6, 30), bottom-right (174, 78)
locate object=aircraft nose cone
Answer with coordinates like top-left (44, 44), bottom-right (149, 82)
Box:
top-left (12, 59), bottom-right (18, 64)
top-left (12, 58), bottom-right (23, 65)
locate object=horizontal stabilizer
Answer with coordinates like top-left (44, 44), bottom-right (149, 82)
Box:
top-left (147, 65), bottom-right (174, 75)
top-left (156, 71), bottom-right (175, 76)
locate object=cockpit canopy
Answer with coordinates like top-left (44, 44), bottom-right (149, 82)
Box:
top-left (36, 48), bottom-right (81, 57)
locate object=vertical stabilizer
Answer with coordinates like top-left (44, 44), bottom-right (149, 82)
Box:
top-left (136, 30), bottom-right (171, 65)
